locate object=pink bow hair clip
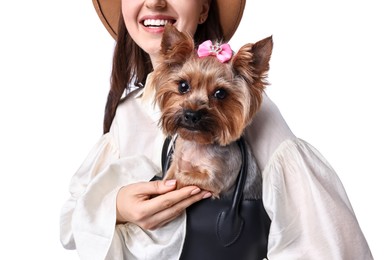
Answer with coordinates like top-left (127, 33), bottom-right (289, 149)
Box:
top-left (197, 40), bottom-right (233, 63)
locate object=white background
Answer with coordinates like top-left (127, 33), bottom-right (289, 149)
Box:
top-left (0, 0), bottom-right (388, 259)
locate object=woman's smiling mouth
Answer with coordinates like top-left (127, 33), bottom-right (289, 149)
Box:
top-left (142, 18), bottom-right (176, 28)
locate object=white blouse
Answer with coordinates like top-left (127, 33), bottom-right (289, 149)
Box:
top-left (60, 75), bottom-right (373, 259)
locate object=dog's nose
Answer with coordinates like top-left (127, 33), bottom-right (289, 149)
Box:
top-left (183, 110), bottom-right (202, 124)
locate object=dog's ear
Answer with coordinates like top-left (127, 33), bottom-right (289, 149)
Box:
top-left (232, 36), bottom-right (273, 120)
top-left (231, 36), bottom-right (273, 85)
top-left (160, 24), bottom-right (194, 66)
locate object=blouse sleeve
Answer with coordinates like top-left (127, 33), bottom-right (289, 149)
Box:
top-left (263, 138), bottom-right (373, 259)
top-left (59, 132), bottom-right (160, 259)
top-left (60, 133), bottom-right (119, 248)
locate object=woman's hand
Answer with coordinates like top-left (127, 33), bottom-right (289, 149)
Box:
top-left (116, 179), bottom-right (211, 230)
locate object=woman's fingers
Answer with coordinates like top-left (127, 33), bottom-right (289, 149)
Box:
top-left (139, 188), bottom-right (212, 230)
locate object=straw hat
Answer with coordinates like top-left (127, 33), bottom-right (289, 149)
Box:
top-left (92, 0), bottom-right (246, 41)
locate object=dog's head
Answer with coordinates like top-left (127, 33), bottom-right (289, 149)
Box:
top-left (153, 24), bottom-right (273, 145)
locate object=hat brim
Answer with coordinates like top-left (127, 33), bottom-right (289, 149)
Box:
top-left (92, 0), bottom-right (245, 41)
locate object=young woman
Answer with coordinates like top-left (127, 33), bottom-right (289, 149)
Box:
top-left (60, 0), bottom-right (373, 259)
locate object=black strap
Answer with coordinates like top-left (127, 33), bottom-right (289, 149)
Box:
top-left (151, 136), bottom-right (172, 182)
top-left (161, 135), bottom-right (173, 178)
top-left (216, 137), bottom-right (247, 246)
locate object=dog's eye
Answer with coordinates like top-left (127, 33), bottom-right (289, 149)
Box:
top-left (213, 89), bottom-right (227, 100)
top-left (178, 81), bottom-right (191, 94)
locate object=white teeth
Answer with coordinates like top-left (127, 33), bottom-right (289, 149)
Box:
top-left (143, 19), bottom-right (169, 27)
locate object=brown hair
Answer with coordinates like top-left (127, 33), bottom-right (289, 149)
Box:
top-left (103, 1), bottom-right (223, 133)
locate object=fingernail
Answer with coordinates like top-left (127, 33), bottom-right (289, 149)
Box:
top-left (190, 188), bottom-right (201, 195)
top-left (165, 179), bottom-right (176, 186)
top-left (202, 192), bottom-right (212, 199)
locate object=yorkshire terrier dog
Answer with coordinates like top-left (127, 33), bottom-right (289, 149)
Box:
top-left (152, 24), bottom-right (273, 199)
